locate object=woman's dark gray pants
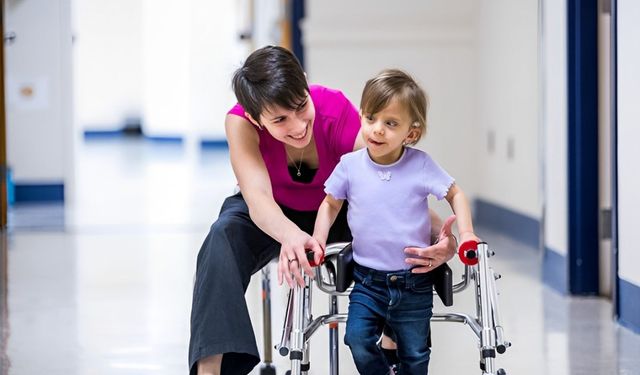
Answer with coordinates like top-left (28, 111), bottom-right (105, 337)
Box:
top-left (188, 193), bottom-right (350, 374)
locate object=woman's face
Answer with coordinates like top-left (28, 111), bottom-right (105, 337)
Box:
top-left (259, 95), bottom-right (316, 148)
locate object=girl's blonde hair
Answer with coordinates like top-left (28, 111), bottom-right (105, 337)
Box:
top-left (360, 69), bottom-right (429, 146)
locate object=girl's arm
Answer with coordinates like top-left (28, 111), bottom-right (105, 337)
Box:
top-left (445, 183), bottom-right (480, 244)
top-left (225, 114), bottom-right (321, 287)
top-left (313, 194), bottom-right (345, 250)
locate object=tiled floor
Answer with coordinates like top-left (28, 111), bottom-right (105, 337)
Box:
top-left (2, 137), bottom-right (639, 374)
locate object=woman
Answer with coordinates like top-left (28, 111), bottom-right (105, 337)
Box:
top-left (189, 45), bottom-right (457, 375)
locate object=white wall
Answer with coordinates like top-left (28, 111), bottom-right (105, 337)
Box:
top-left (74, 0), bottom-right (143, 130)
top-left (75, 0), bottom-right (243, 140)
top-left (141, 0), bottom-right (190, 138)
top-left (303, 0), bottom-right (478, 219)
top-left (617, 0), bottom-right (640, 286)
top-left (253, 0), bottom-right (284, 49)
top-left (474, 0), bottom-right (540, 219)
top-left (4, 0), bottom-right (74, 187)
top-left (189, 0), bottom-right (247, 141)
top-left (542, 0), bottom-right (568, 257)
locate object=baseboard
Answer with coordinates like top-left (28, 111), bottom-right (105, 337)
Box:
top-left (543, 247), bottom-right (568, 295)
top-left (144, 135), bottom-right (183, 143)
top-left (618, 278), bottom-right (640, 334)
top-left (200, 139), bottom-right (229, 149)
top-left (83, 129), bottom-right (183, 143)
top-left (14, 183), bottom-right (64, 202)
top-left (83, 129), bottom-right (127, 138)
top-left (474, 199), bottom-right (540, 248)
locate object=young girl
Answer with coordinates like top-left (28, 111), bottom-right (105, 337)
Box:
top-left (313, 69), bottom-right (479, 374)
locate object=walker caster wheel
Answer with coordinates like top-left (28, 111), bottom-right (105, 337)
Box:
top-left (285, 371), bottom-right (291, 375)
top-left (497, 369), bottom-right (507, 375)
top-left (259, 364), bottom-right (276, 375)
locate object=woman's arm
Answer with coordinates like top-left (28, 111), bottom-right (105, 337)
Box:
top-left (225, 114), bottom-right (321, 287)
top-left (352, 133), bottom-right (366, 151)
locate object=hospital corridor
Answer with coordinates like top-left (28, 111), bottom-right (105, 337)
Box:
top-left (2, 1), bottom-right (640, 374)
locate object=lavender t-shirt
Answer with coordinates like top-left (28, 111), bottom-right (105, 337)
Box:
top-left (325, 147), bottom-right (454, 271)
top-left (228, 85), bottom-right (360, 211)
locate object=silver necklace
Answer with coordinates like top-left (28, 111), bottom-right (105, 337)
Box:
top-left (286, 146), bottom-right (306, 177)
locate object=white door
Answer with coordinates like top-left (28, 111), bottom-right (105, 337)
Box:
top-left (3, 0), bottom-right (74, 200)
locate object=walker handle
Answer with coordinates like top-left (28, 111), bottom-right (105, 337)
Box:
top-left (458, 240), bottom-right (479, 266)
top-left (306, 249), bottom-right (325, 267)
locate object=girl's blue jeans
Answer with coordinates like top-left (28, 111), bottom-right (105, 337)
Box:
top-left (345, 263), bottom-right (434, 375)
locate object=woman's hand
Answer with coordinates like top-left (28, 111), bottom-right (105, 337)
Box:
top-left (404, 215), bottom-right (458, 273)
top-left (277, 230), bottom-right (324, 288)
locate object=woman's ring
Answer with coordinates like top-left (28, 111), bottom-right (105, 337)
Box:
top-left (288, 258), bottom-right (297, 264)
top-left (428, 259), bottom-right (433, 268)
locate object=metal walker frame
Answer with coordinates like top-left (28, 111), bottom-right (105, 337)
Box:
top-left (259, 242), bottom-right (510, 375)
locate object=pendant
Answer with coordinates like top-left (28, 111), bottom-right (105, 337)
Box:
top-left (377, 171), bottom-right (391, 181)
top-left (297, 170), bottom-right (302, 177)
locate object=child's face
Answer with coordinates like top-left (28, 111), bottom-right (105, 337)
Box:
top-left (255, 95), bottom-right (316, 149)
top-left (360, 98), bottom-right (419, 165)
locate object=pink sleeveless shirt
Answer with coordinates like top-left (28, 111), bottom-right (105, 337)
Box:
top-left (228, 85), bottom-right (361, 211)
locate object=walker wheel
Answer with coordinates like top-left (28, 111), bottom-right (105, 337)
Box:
top-left (458, 240), bottom-right (479, 266)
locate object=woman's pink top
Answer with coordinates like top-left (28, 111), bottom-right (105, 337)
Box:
top-left (227, 85), bottom-right (360, 211)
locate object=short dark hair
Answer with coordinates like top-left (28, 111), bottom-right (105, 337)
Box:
top-left (232, 45), bottom-right (309, 124)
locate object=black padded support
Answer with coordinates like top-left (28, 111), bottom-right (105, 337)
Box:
top-left (336, 244), bottom-right (354, 293)
top-left (432, 262), bottom-right (454, 306)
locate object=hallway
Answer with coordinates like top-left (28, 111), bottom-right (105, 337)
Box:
top-left (2, 138), bottom-right (639, 374)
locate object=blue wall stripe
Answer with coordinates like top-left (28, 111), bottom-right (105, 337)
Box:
top-left (84, 130), bottom-right (126, 138)
top-left (83, 129), bottom-right (183, 144)
top-left (543, 247), bottom-right (568, 295)
top-left (567, 0), bottom-right (600, 295)
top-left (618, 278), bottom-right (640, 334)
top-left (474, 199), bottom-right (540, 249)
top-left (14, 183), bottom-right (64, 202)
top-left (200, 140), bottom-right (229, 149)
top-left (143, 135), bottom-right (183, 143)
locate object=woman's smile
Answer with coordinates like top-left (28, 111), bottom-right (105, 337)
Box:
top-left (288, 122), bottom-right (311, 142)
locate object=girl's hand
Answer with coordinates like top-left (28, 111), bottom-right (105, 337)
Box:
top-left (277, 230), bottom-right (323, 288)
top-left (404, 215), bottom-right (457, 273)
top-left (460, 231), bottom-right (481, 246)
top-left (312, 234), bottom-right (327, 255)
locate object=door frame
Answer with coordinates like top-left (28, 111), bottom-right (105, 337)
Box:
top-left (610, 0), bottom-right (620, 318)
top-left (1, 0), bottom-right (8, 229)
top-left (567, 0), bottom-right (600, 295)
